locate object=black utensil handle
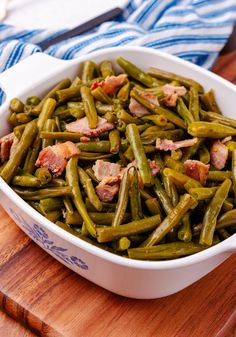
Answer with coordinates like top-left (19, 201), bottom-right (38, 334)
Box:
top-left (38, 7), bottom-right (123, 51)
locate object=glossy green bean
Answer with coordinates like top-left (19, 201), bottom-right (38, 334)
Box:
top-left (112, 169), bottom-right (130, 227)
top-left (80, 86), bottom-right (98, 129)
top-left (14, 186), bottom-right (72, 200)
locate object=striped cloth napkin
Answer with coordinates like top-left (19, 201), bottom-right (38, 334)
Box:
top-left (0, 0), bottom-right (236, 104)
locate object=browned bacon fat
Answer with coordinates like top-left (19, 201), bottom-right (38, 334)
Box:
top-left (36, 141), bottom-right (80, 176)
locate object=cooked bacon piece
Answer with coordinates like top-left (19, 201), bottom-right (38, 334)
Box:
top-left (210, 140), bottom-right (228, 170)
top-left (36, 141), bottom-right (80, 176)
top-left (91, 74), bottom-right (127, 95)
top-left (160, 84), bottom-right (187, 107)
top-left (0, 132), bottom-right (15, 162)
top-left (148, 160), bottom-right (160, 176)
top-left (156, 137), bottom-right (198, 151)
top-left (80, 136), bottom-right (90, 143)
top-left (92, 160), bottom-right (122, 181)
top-left (140, 91), bottom-right (160, 106)
top-left (184, 160), bottom-right (210, 185)
top-left (129, 97), bottom-right (150, 117)
top-left (221, 136), bottom-right (232, 144)
top-left (95, 183), bottom-right (119, 202)
top-left (66, 116), bottom-right (114, 137)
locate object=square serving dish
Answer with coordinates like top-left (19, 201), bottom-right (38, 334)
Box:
top-left (0, 46), bottom-right (235, 299)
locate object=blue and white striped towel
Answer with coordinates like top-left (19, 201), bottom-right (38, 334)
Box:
top-left (0, 0), bottom-right (236, 104)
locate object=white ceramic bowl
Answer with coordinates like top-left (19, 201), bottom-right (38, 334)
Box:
top-left (0, 47), bottom-right (235, 299)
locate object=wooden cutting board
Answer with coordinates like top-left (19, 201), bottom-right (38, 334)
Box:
top-left (0, 51), bottom-right (236, 337)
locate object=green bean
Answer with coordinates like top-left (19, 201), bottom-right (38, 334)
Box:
top-left (217, 228), bottom-right (231, 240)
top-left (222, 199), bottom-right (234, 212)
top-left (99, 60), bottom-right (114, 77)
top-left (117, 82), bottom-right (130, 102)
top-left (128, 241), bottom-right (207, 260)
top-left (10, 98), bottom-right (24, 113)
top-left (46, 210), bottom-right (62, 223)
top-left (49, 178), bottom-right (67, 187)
top-left (112, 169), bottom-right (130, 227)
top-left (130, 89), bottom-right (186, 129)
top-left (200, 110), bottom-right (236, 129)
top-left (124, 145), bottom-right (134, 162)
top-left (141, 129), bottom-right (185, 145)
top-left (78, 166), bottom-right (102, 212)
top-left (129, 168), bottom-right (143, 220)
top-left (65, 211), bottom-right (131, 226)
top-left (207, 171), bottom-right (231, 181)
top-left (164, 156), bottom-right (184, 172)
top-left (34, 167), bottom-right (52, 185)
top-left (81, 60), bottom-right (96, 84)
top-left (40, 131), bottom-right (82, 142)
top-left (8, 112), bottom-right (18, 126)
top-left (163, 168), bottom-right (201, 190)
top-left (56, 86), bottom-right (81, 103)
top-left (145, 198), bottom-right (163, 216)
top-left (198, 145), bottom-right (210, 164)
top-left (126, 124), bottom-right (152, 186)
top-left (232, 150), bottom-right (236, 204)
top-left (77, 141), bottom-right (110, 153)
top-left (40, 197), bottom-right (64, 213)
top-left (171, 149), bottom-right (182, 161)
top-left (153, 177), bottom-right (173, 215)
top-left (34, 79), bottom-right (71, 114)
top-left (91, 86), bottom-right (113, 104)
top-left (117, 57), bottom-right (161, 87)
top-left (42, 119), bottom-right (57, 148)
top-left (85, 168), bottom-right (100, 184)
top-left (189, 86), bottom-right (199, 121)
top-left (163, 175), bottom-right (179, 207)
top-left (141, 194), bottom-right (196, 247)
top-left (66, 156), bottom-right (97, 237)
top-left (181, 138), bottom-right (203, 162)
top-left (116, 119), bottom-right (127, 132)
top-left (189, 187), bottom-right (218, 200)
top-left (217, 209), bottom-right (236, 229)
top-left (70, 76), bottom-right (82, 88)
top-left (26, 96), bottom-right (40, 106)
top-left (178, 212), bottom-right (192, 242)
top-left (97, 214), bottom-right (161, 243)
top-left (80, 86), bottom-right (98, 129)
top-left (109, 129), bottom-right (120, 154)
top-left (63, 196), bottom-right (74, 214)
top-left (200, 178), bottom-right (231, 246)
top-left (140, 189), bottom-right (154, 200)
top-left (12, 175), bottom-right (41, 187)
top-left (103, 112), bottom-right (118, 124)
top-left (85, 198), bottom-right (116, 212)
top-left (115, 237), bottom-right (131, 251)
top-left (95, 102), bottom-right (113, 114)
top-left (15, 113), bottom-right (32, 124)
top-left (13, 123), bottom-right (27, 140)
top-left (200, 89), bottom-right (221, 113)
top-left (188, 122), bottom-right (236, 138)
top-left (117, 109), bottom-right (142, 125)
top-left (141, 114), bottom-right (168, 126)
top-left (0, 121), bottom-right (38, 183)
top-left (78, 152), bottom-right (114, 161)
top-left (14, 186), bottom-right (72, 200)
top-left (177, 98), bottom-right (194, 124)
top-left (148, 67), bottom-right (203, 92)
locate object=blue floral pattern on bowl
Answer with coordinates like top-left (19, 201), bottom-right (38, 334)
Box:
top-left (8, 207), bottom-right (88, 270)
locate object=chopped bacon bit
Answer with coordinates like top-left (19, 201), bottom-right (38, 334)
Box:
top-left (0, 132), bottom-right (16, 162)
top-left (92, 160), bottom-right (122, 181)
top-left (222, 136), bottom-right (232, 144)
top-left (160, 84), bottom-right (187, 107)
top-left (129, 97), bottom-right (150, 117)
top-left (91, 74), bottom-right (127, 95)
top-left (139, 91), bottom-right (160, 106)
top-left (80, 136), bottom-right (90, 143)
top-left (66, 116), bottom-right (114, 137)
top-left (210, 140), bottom-right (228, 170)
top-left (184, 160), bottom-right (209, 185)
top-left (36, 141), bottom-right (80, 176)
top-left (148, 160), bottom-right (160, 176)
top-left (156, 137), bottom-right (198, 151)
top-left (95, 183), bottom-right (119, 202)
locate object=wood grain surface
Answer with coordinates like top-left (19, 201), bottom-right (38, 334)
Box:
top-left (0, 51), bottom-right (236, 337)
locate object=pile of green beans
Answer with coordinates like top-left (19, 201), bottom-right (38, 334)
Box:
top-left (1, 57), bottom-right (235, 261)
